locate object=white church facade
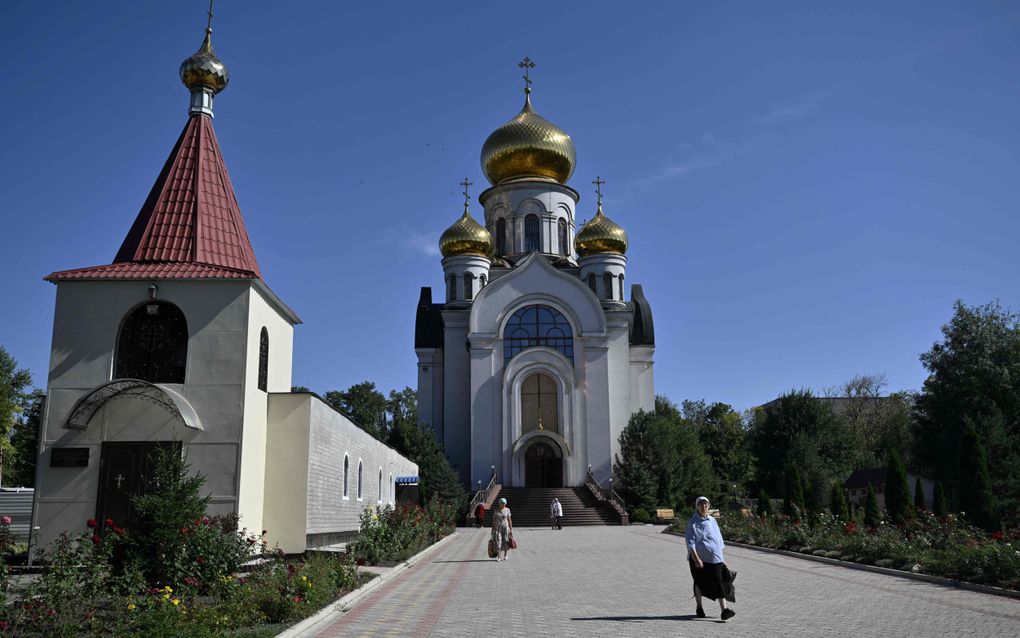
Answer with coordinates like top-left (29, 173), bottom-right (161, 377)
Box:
top-left (416, 63), bottom-right (656, 491)
top-left (30, 24), bottom-right (416, 557)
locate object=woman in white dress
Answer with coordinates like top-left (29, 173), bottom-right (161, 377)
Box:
top-left (491, 497), bottom-right (513, 561)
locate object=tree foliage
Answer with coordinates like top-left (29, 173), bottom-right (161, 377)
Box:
top-left (614, 396), bottom-right (716, 515)
top-left (324, 381), bottom-right (389, 440)
top-left (756, 488), bottom-right (774, 518)
top-left (749, 390), bottom-right (855, 499)
top-left (681, 399), bottom-right (755, 494)
top-left (914, 477), bottom-right (926, 511)
top-left (959, 421), bottom-right (999, 531)
top-left (864, 484), bottom-right (880, 527)
top-left (0, 346), bottom-right (33, 484)
top-left (829, 481), bottom-right (850, 521)
top-left (827, 374), bottom-right (914, 468)
top-left (884, 447), bottom-right (913, 523)
top-left (913, 301), bottom-right (1020, 516)
top-left (932, 482), bottom-right (949, 517)
top-left (782, 464), bottom-right (805, 517)
top-left (7, 390), bottom-right (43, 487)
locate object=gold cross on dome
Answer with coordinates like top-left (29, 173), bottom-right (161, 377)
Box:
top-left (519, 57), bottom-right (535, 93)
top-left (206, 0), bottom-right (214, 31)
top-left (593, 176), bottom-right (606, 206)
top-left (459, 178), bottom-right (473, 210)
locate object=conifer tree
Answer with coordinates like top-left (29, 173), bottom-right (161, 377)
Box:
top-left (830, 481), bottom-right (850, 521)
top-left (864, 483), bottom-right (880, 527)
top-left (756, 488), bottom-right (774, 518)
top-left (914, 477), bottom-right (926, 511)
top-left (959, 421), bottom-right (999, 531)
top-left (884, 447), bottom-right (913, 522)
top-left (783, 464), bottom-right (805, 517)
top-left (932, 482), bottom-right (949, 517)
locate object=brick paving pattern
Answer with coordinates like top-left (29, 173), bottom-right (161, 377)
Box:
top-left (317, 525), bottom-right (1020, 637)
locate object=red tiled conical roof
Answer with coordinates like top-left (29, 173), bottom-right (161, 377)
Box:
top-left (46, 115), bottom-right (261, 281)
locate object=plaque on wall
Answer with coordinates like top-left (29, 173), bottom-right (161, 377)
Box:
top-left (50, 447), bottom-right (90, 467)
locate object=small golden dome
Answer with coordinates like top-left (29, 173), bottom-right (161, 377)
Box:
top-left (180, 29), bottom-right (229, 94)
top-left (440, 208), bottom-right (493, 257)
top-left (575, 204), bottom-right (628, 256)
top-left (481, 94), bottom-right (576, 185)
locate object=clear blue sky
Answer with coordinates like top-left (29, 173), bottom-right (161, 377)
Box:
top-left (2, 1), bottom-right (1018, 412)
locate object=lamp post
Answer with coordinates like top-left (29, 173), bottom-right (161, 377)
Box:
top-left (608, 477), bottom-right (613, 500)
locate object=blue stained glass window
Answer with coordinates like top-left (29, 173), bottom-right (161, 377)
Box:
top-left (503, 305), bottom-right (573, 363)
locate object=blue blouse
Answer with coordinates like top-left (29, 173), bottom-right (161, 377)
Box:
top-left (684, 513), bottom-right (725, 564)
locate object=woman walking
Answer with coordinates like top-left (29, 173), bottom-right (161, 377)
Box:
top-left (685, 496), bottom-right (735, 620)
top-left (491, 497), bottom-right (513, 561)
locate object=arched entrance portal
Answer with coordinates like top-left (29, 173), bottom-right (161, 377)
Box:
top-left (524, 441), bottom-right (563, 488)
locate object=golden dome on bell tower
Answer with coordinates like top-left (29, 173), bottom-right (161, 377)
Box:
top-left (480, 58), bottom-right (576, 185)
top-left (180, 3), bottom-right (229, 95)
top-left (575, 177), bottom-right (628, 256)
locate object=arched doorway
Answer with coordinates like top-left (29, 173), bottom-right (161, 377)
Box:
top-left (524, 440), bottom-right (563, 488)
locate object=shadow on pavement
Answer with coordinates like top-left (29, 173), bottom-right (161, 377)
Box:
top-left (571, 614), bottom-right (700, 622)
top-left (431, 559), bottom-right (495, 563)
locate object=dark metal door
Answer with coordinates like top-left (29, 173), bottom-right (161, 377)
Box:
top-left (524, 441), bottom-right (563, 488)
top-left (95, 442), bottom-right (163, 531)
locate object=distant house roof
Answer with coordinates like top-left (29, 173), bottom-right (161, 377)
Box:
top-left (843, 468), bottom-right (887, 489)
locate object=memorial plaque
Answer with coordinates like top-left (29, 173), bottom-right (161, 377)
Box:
top-left (50, 447), bottom-right (90, 467)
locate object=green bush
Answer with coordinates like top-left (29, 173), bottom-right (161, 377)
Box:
top-left (353, 499), bottom-right (454, 565)
top-left (631, 508), bottom-right (652, 524)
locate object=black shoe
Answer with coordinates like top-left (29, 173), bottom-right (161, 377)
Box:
top-left (721, 609), bottom-right (735, 621)
top-left (695, 607), bottom-right (706, 618)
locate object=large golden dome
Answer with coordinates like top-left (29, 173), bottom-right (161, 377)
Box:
top-left (575, 203), bottom-right (628, 256)
top-left (180, 29), bottom-right (229, 94)
top-left (481, 94), bottom-right (576, 185)
top-left (440, 208), bottom-right (493, 257)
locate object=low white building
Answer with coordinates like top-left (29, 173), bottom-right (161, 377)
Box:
top-left (30, 24), bottom-right (415, 557)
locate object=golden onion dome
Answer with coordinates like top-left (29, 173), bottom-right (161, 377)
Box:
top-left (439, 208), bottom-right (493, 257)
top-left (481, 94), bottom-right (576, 185)
top-left (180, 29), bottom-right (229, 94)
top-left (575, 203), bottom-right (628, 256)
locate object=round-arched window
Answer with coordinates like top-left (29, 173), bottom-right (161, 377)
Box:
top-left (503, 305), bottom-right (573, 363)
top-left (115, 301), bottom-right (188, 384)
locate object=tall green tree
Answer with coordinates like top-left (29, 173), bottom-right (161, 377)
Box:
top-left (913, 301), bottom-right (1020, 515)
top-left (884, 448), bottom-right (913, 523)
top-left (324, 381), bottom-right (389, 440)
top-left (828, 375), bottom-right (915, 468)
top-left (0, 347), bottom-right (33, 486)
top-left (864, 484), bottom-right (880, 527)
top-left (913, 477), bottom-right (926, 511)
top-left (749, 390), bottom-right (856, 500)
top-left (756, 488), bottom-right (774, 518)
top-left (830, 481), bottom-right (850, 521)
top-left (7, 390), bottom-right (43, 487)
top-left (614, 396), bottom-right (716, 514)
top-left (932, 482), bottom-right (949, 517)
top-left (959, 420), bottom-right (999, 531)
top-left (682, 400), bottom-right (755, 493)
top-left (782, 464), bottom-right (805, 517)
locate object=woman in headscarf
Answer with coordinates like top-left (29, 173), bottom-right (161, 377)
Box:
top-left (685, 496), bottom-right (735, 620)
top-left (491, 497), bottom-right (513, 561)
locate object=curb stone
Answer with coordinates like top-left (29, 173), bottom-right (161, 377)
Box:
top-left (275, 530), bottom-right (460, 638)
top-left (662, 528), bottom-right (1020, 601)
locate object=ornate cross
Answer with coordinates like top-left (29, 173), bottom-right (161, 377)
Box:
top-left (593, 176), bottom-right (606, 207)
top-left (207, 0), bottom-right (215, 31)
top-left (519, 57), bottom-right (535, 93)
top-left (140, 324), bottom-right (165, 352)
top-left (460, 178), bottom-right (473, 212)
top-left (114, 473), bottom-right (126, 489)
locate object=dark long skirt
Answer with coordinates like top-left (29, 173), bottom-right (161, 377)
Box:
top-left (689, 559), bottom-right (727, 601)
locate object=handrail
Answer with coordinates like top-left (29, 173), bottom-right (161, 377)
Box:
top-left (468, 473), bottom-right (499, 516)
top-left (585, 468), bottom-right (628, 524)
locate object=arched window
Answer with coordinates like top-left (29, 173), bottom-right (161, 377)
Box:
top-left (115, 301), bottom-right (188, 384)
top-left (619, 274), bottom-right (625, 301)
top-left (389, 473), bottom-right (394, 503)
top-left (357, 461), bottom-right (364, 500)
top-left (558, 219), bottom-right (568, 256)
top-left (522, 372), bottom-right (559, 433)
top-left (480, 274), bottom-right (487, 289)
top-left (343, 455), bottom-right (349, 498)
top-left (448, 274), bottom-right (456, 302)
top-left (496, 218), bottom-right (507, 255)
top-left (464, 273), bottom-right (474, 301)
top-left (524, 214), bottom-right (540, 252)
top-left (378, 468), bottom-right (383, 503)
top-left (587, 274), bottom-right (596, 293)
top-left (604, 273), bottom-right (614, 300)
top-left (258, 327), bottom-right (269, 392)
top-left (503, 304), bottom-right (573, 363)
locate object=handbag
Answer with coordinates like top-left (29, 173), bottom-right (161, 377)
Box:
top-left (723, 564), bottom-right (737, 603)
top-left (487, 539), bottom-right (497, 558)
top-left (508, 534), bottom-right (518, 550)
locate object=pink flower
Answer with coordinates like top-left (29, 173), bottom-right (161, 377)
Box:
top-left (0, 516), bottom-right (10, 526)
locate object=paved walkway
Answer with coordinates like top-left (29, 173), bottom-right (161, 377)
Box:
top-left (316, 525), bottom-right (1020, 637)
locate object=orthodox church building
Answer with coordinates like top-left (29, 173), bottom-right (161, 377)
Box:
top-left (416, 62), bottom-right (655, 491)
top-left (30, 22), bottom-right (416, 557)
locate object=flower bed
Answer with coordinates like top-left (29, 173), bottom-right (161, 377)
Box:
top-left (352, 499), bottom-right (457, 566)
top-left (671, 511), bottom-right (1020, 590)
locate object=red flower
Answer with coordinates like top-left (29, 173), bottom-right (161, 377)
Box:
top-left (47, 609), bottom-right (56, 617)
top-left (180, 527), bottom-right (189, 535)
top-left (293, 595), bottom-right (302, 603)
top-left (114, 526), bottom-right (125, 535)
top-left (105, 518), bottom-right (114, 527)
top-left (86, 518), bottom-right (97, 529)
top-left (991, 531), bottom-right (1005, 541)
top-left (844, 522), bottom-right (857, 535)
top-left (196, 556), bottom-right (206, 565)
top-left (0, 619), bottom-right (9, 630)
top-left (91, 534), bottom-right (101, 545)
top-left (202, 517), bottom-right (210, 525)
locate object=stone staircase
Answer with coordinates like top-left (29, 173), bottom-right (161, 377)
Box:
top-left (481, 487), bottom-right (622, 527)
